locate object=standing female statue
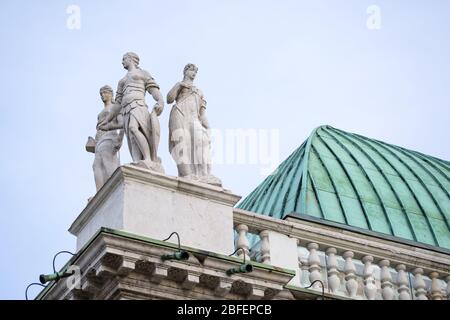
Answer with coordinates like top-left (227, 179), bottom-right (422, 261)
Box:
top-left (167, 64), bottom-right (221, 186)
top-left (86, 85), bottom-right (124, 191)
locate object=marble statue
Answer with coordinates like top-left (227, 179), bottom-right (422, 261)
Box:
top-left (167, 63), bottom-right (222, 186)
top-left (86, 85), bottom-right (124, 191)
top-left (99, 52), bottom-right (165, 173)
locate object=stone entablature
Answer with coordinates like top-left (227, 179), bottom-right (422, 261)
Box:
top-left (37, 229), bottom-right (296, 300)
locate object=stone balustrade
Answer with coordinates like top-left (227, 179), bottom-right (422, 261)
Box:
top-left (233, 208), bottom-right (450, 300)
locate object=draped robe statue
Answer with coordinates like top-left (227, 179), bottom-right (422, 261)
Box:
top-left (86, 85), bottom-right (123, 191)
top-left (167, 63), bottom-right (222, 186)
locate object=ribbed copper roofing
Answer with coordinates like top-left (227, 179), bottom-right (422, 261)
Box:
top-left (237, 125), bottom-right (450, 249)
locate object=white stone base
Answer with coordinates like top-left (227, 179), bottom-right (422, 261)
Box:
top-left (250, 231), bottom-right (301, 286)
top-left (265, 232), bottom-right (301, 286)
top-left (69, 165), bottom-right (241, 255)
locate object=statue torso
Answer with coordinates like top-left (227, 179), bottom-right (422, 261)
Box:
top-left (120, 69), bottom-right (148, 106)
top-left (96, 104), bottom-right (119, 142)
top-left (176, 86), bottom-right (202, 117)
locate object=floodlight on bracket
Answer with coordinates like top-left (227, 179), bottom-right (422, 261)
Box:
top-left (161, 232), bottom-right (190, 261)
top-left (39, 250), bottom-right (76, 284)
top-left (226, 247), bottom-right (253, 276)
top-left (26, 250), bottom-right (77, 300)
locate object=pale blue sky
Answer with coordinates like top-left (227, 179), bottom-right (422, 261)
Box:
top-left (0, 1), bottom-right (449, 299)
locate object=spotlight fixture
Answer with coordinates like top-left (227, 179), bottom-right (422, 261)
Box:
top-left (160, 232), bottom-right (190, 261)
top-left (39, 270), bottom-right (75, 284)
top-left (26, 250), bottom-right (76, 300)
top-left (226, 263), bottom-right (253, 275)
top-left (226, 247), bottom-right (254, 276)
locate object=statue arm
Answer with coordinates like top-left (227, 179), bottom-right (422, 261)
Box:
top-left (143, 71), bottom-right (164, 116)
top-left (109, 103), bottom-right (122, 118)
top-left (114, 128), bottom-right (125, 151)
top-left (167, 82), bottom-right (181, 104)
top-left (110, 80), bottom-right (124, 119)
top-left (116, 112), bottom-right (124, 128)
top-left (115, 80), bottom-right (124, 105)
top-left (97, 103), bottom-right (122, 130)
top-left (199, 108), bottom-right (210, 129)
top-left (148, 86), bottom-right (164, 116)
top-left (105, 111), bottom-right (123, 130)
top-left (199, 94), bottom-right (210, 129)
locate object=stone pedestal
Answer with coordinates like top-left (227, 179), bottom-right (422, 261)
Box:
top-left (69, 165), bottom-right (241, 255)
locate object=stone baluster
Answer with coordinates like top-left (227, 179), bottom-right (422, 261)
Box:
top-left (259, 230), bottom-right (271, 264)
top-left (297, 256), bottom-right (303, 286)
top-left (446, 276), bottom-right (450, 300)
top-left (396, 264), bottom-right (411, 300)
top-left (429, 272), bottom-right (443, 300)
top-left (379, 259), bottom-right (394, 300)
top-left (412, 268), bottom-right (428, 300)
top-left (299, 257), bottom-right (309, 286)
top-left (235, 224), bottom-right (250, 261)
top-left (343, 251), bottom-right (358, 298)
top-left (307, 243), bottom-right (322, 289)
top-left (362, 255), bottom-right (377, 300)
top-left (325, 248), bottom-right (340, 294)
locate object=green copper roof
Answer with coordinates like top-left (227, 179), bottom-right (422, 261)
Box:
top-left (237, 125), bottom-right (450, 249)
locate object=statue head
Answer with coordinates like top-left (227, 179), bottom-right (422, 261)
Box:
top-left (122, 52), bottom-right (140, 70)
top-left (99, 85), bottom-right (114, 103)
top-left (183, 63), bottom-right (198, 81)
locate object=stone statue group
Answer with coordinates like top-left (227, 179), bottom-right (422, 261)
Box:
top-left (86, 52), bottom-right (221, 192)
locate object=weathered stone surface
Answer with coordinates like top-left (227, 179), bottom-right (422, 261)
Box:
top-left (38, 231), bottom-right (295, 300)
top-left (87, 85), bottom-right (123, 191)
top-left (167, 63), bottom-right (221, 186)
top-left (70, 165), bottom-right (240, 254)
top-left (234, 208), bottom-right (450, 300)
top-left (98, 52), bottom-right (165, 173)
